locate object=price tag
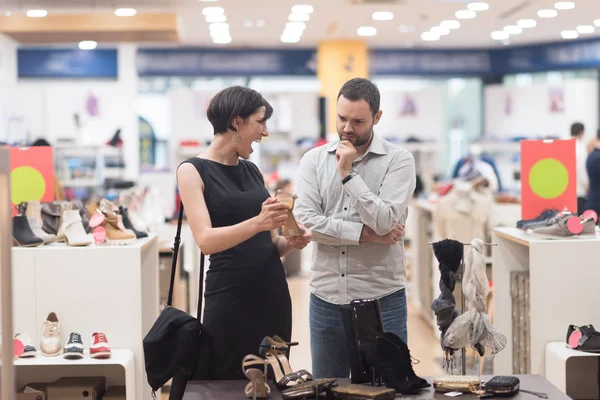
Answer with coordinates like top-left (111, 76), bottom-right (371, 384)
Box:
top-left (445, 392), bottom-right (463, 397)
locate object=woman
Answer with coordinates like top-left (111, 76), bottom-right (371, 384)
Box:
top-left (174, 86), bottom-right (311, 390)
top-left (585, 129), bottom-right (600, 217)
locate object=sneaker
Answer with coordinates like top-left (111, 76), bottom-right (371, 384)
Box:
top-left (63, 332), bottom-right (84, 360)
top-left (15, 333), bottom-right (37, 358)
top-left (517, 208), bottom-right (560, 230)
top-left (567, 325), bottom-right (600, 352)
top-left (90, 332), bottom-right (111, 359)
top-left (40, 312), bottom-right (61, 356)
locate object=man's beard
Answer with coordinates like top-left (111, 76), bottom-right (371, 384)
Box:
top-left (339, 126), bottom-right (374, 147)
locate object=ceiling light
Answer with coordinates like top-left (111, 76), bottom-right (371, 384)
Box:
top-left (256, 19), bottom-right (265, 27)
top-left (398, 25), bottom-right (415, 32)
top-left (244, 19), bottom-right (254, 27)
top-left (467, 2), bottom-right (489, 11)
top-left (281, 35), bottom-right (301, 43)
top-left (372, 11), bottom-right (393, 21)
top-left (517, 19), bottom-right (537, 28)
top-left (421, 31), bottom-right (440, 41)
top-left (491, 31), bottom-right (510, 40)
top-left (594, 19), bottom-right (600, 27)
top-left (455, 10), bottom-right (476, 19)
top-left (291, 5), bottom-right (313, 14)
top-left (431, 26), bottom-right (450, 35)
top-left (213, 36), bottom-right (232, 44)
top-left (26, 9), bottom-right (47, 17)
top-left (209, 22), bottom-right (229, 32)
top-left (577, 25), bottom-right (595, 34)
top-left (537, 9), bottom-right (558, 18)
top-left (205, 14), bottom-right (226, 23)
top-left (286, 21), bottom-right (306, 31)
top-left (554, 1), bottom-right (575, 10)
top-left (289, 12), bottom-right (310, 21)
top-left (114, 8), bottom-right (136, 16)
top-left (4, 11), bottom-right (11, 16)
top-left (357, 26), bottom-right (377, 36)
top-left (561, 30), bottom-right (579, 39)
top-left (202, 6), bottom-right (224, 15)
top-left (440, 20), bottom-right (461, 29)
top-left (78, 40), bottom-right (97, 50)
top-left (504, 25), bottom-right (523, 35)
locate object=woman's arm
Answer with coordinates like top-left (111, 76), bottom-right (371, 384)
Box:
top-left (271, 230), bottom-right (293, 258)
top-left (271, 225), bottom-right (312, 257)
top-left (178, 163), bottom-right (288, 255)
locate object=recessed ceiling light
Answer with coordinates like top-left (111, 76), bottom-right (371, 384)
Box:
top-left (256, 19), bottom-right (265, 27)
top-left (455, 10), bottom-right (476, 19)
top-left (244, 19), bottom-right (254, 28)
top-left (431, 26), bottom-right (450, 35)
top-left (440, 20), bottom-right (461, 29)
top-left (372, 11), bottom-right (393, 21)
top-left (286, 21), bottom-right (306, 30)
top-left (4, 11), bottom-right (11, 16)
top-left (205, 14), bottom-right (226, 23)
top-left (209, 22), bottom-right (229, 32)
top-left (467, 2), bottom-right (489, 11)
top-left (576, 25), bottom-right (595, 34)
top-left (289, 12), bottom-right (310, 22)
top-left (78, 40), bottom-right (97, 50)
top-left (595, 19), bottom-right (600, 27)
top-left (537, 9), bottom-right (558, 18)
top-left (421, 32), bottom-right (440, 41)
top-left (357, 26), bottom-right (377, 36)
top-left (291, 5), bottom-right (313, 14)
top-left (504, 25), bottom-right (523, 35)
top-left (202, 7), bottom-right (224, 15)
top-left (491, 31), bottom-right (510, 40)
top-left (281, 35), bottom-right (301, 43)
top-left (554, 1), bottom-right (575, 10)
top-left (26, 9), bottom-right (47, 17)
top-left (398, 25), bottom-right (415, 33)
top-left (561, 30), bottom-right (579, 39)
top-left (517, 19), bottom-right (537, 28)
top-left (114, 8), bottom-right (136, 16)
top-left (213, 36), bottom-right (232, 44)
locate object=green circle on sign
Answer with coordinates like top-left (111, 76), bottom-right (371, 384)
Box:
top-left (529, 158), bottom-right (568, 199)
top-left (11, 166), bottom-right (46, 205)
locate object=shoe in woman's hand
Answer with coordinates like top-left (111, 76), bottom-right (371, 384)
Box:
top-left (257, 197), bottom-right (289, 231)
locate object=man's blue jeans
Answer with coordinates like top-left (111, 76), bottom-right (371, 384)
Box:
top-left (309, 289), bottom-right (407, 379)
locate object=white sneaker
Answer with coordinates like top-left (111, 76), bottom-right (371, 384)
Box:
top-left (15, 333), bottom-right (37, 357)
top-left (40, 312), bottom-right (61, 356)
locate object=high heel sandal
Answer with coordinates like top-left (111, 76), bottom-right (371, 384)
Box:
top-left (275, 191), bottom-right (303, 237)
top-left (259, 337), bottom-right (312, 390)
top-left (243, 354), bottom-right (270, 399)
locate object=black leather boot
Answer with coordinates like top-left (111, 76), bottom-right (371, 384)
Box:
top-left (13, 215), bottom-right (44, 247)
top-left (381, 332), bottom-right (430, 390)
top-left (119, 206), bottom-right (148, 239)
top-left (341, 299), bottom-right (384, 385)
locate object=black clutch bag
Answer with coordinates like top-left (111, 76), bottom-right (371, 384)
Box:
top-left (328, 384), bottom-right (396, 400)
top-left (480, 376), bottom-right (548, 399)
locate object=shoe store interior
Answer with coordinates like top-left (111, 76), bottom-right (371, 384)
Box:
top-left (2, 0), bottom-right (600, 399)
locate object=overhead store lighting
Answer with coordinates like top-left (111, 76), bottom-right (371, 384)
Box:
top-left (517, 19), bottom-right (537, 28)
top-left (209, 22), bottom-right (229, 32)
top-left (205, 14), bottom-right (226, 23)
top-left (281, 35), bottom-right (301, 43)
top-left (430, 26), bottom-right (450, 35)
top-left (79, 41), bottom-right (98, 50)
top-left (202, 7), bottom-right (224, 15)
top-left (467, 2), bottom-right (489, 11)
top-left (554, 1), bottom-right (575, 10)
top-left (114, 8), bottom-right (136, 17)
top-left (291, 5), bottom-right (313, 14)
top-left (504, 25), bottom-right (523, 35)
top-left (289, 12), bottom-right (310, 22)
top-left (26, 9), bottom-right (47, 17)
top-left (537, 9), bottom-right (558, 18)
top-left (595, 19), bottom-right (600, 27)
top-left (398, 25), bottom-right (416, 33)
top-left (455, 10), bottom-right (476, 19)
top-left (357, 26), bottom-right (377, 36)
top-left (4, 11), bottom-right (11, 16)
top-left (213, 36), bottom-right (232, 44)
top-left (491, 31), bottom-right (509, 40)
top-left (441, 20), bottom-right (461, 29)
top-left (561, 30), bottom-right (579, 39)
top-left (576, 25), bottom-right (595, 34)
top-left (421, 31), bottom-right (440, 41)
top-left (372, 11), bottom-right (393, 21)
top-left (286, 21), bottom-right (306, 31)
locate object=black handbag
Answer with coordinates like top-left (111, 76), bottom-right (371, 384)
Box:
top-left (143, 203), bottom-right (208, 399)
top-left (480, 376), bottom-right (548, 399)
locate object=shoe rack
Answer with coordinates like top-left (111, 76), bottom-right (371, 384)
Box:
top-left (11, 234), bottom-right (159, 400)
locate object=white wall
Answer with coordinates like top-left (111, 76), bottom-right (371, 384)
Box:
top-left (485, 79), bottom-right (599, 142)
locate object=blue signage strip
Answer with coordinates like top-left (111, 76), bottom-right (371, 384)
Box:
top-left (371, 49), bottom-right (492, 75)
top-left (18, 49), bottom-right (118, 79)
top-left (136, 48), bottom-right (316, 76)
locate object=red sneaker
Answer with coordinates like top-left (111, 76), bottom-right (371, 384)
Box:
top-left (90, 332), bottom-right (112, 359)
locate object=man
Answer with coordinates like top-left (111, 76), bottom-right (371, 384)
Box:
top-left (294, 78), bottom-right (416, 379)
top-left (572, 122), bottom-right (589, 214)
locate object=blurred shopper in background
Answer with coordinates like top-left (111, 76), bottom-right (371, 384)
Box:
top-left (572, 122), bottom-right (589, 214)
top-left (585, 129), bottom-right (600, 218)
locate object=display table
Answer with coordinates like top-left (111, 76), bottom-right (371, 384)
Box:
top-left (182, 375), bottom-right (568, 399)
top-left (545, 342), bottom-right (600, 399)
top-left (492, 227), bottom-right (600, 376)
top-left (12, 234), bottom-right (159, 400)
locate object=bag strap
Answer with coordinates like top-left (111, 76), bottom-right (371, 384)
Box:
top-left (166, 201), bottom-right (206, 321)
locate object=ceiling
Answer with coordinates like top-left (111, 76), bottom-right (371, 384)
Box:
top-left (0, 0), bottom-right (599, 48)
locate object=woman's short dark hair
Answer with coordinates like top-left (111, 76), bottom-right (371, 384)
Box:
top-left (207, 86), bottom-right (273, 135)
top-left (337, 78), bottom-right (380, 117)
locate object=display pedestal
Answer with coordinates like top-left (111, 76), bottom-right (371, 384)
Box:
top-left (492, 227), bottom-right (600, 376)
top-left (12, 234), bottom-right (159, 400)
top-left (545, 342), bottom-right (600, 399)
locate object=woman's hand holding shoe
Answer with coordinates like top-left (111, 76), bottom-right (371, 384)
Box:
top-left (286, 222), bottom-right (311, 250)
top-left (256, 197), bottom-right (290, 232)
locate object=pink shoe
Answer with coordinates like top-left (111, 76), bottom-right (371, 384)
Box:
top-left (90, 332), bottom-right (112, 359)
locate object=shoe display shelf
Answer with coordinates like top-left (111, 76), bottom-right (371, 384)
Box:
top-left (492, 227), bottom-right (600, 378)
top-left (14, 349), bottom-right (135, 398)
top-left (545, 342), bottom-right (600, 399)
top-left (12, 234), bottom-right (159, 400)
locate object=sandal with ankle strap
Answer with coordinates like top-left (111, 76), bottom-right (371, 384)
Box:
top-left (243, 354), bottom-right (271, 399)
top-left (259, 337), bottom-right (313, 390)
top-left (275, 191), bottom-right (303, 237)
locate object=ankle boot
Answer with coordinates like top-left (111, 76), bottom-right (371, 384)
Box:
top-left (368, 335), bottom-right (420, 394)
top-left (25, 200), bottom-right (43, 227)
top-left (27, 216), bottom-right (56, 244)
top-left (119, 205), bottom-right (147, 239)
top-left (381, 332), bottom-right (430, 390)
top-left (62, 210), bottom-right (93, 246)
top-left (13, 215), bottom-right (44, 247)
top-left (103, 213), bottom-right (136, 245)
top-left (341, 299), bottom-right (384, 384)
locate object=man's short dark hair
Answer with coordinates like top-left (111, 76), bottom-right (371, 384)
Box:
top-left (571, 122), bottom-right (585, 137)
top-left (207, 86), bottom-right (273, 135)
top-left (337, 78), bottom-right (380, 117)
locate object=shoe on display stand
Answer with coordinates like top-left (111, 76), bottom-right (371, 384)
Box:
top-left (40, 312), bottom-right (61, 356)
top-left (119, 205), bottom-right (148, 239)
top-left (566, 325), bottom-right (600, 352)
top-left (12, 215), bottom-right (44, 247)
top-left (90, 332), bottom-right (112, 359)
top-left (517, 209), bottom-right (560, 230)
top-left (27, 216), bottom-right (56, 244)
top-left (61, 210), bottom-right (93, 246)
top-left (15, 333), bottom-right (37, 358)
top-left (527, 212), bottom-right (596, 239)
top-left (63, 332), bottom-right (85, 359)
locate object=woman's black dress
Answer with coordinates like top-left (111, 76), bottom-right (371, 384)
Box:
top-left (174, 157), bottom-right (292, 387)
